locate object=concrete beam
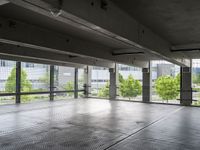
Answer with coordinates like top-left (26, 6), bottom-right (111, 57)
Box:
top-left (0, 54), bottom-right (83, 68)
top-left (7, 0), bottom-right (190, 66)
top-left (0, 17), bottom-right (148, 68)
top-left (0, 43), bottom-right (115, 68)
top-left (172, 43), bottom-right (200, 51)
top-left (0, 0), bottom-right (9, 5)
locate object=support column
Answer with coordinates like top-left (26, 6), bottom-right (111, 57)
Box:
top-left (83, 66), bottom-right (91, 98)
top-left (180, 67), bottom-right (192, 106)
top-left (142, 67), bottom-right (152, 102)
top-left (74, 68), bottom-right (78, 99)
top-left (109, 65), bottom-right (118, 100)
top-left (16, 61), bottom-right (21, 104)
top-left (50, 65), bottom-right (54, 101)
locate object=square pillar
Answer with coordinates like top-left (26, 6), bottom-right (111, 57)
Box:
top-left (180, 67), bottom-right (192, 106)
top-left (49, 65), bottom-right (54, 101)
top-left (74, 68), bottom-right (78, 99)
top-left (142, 67), bottom-right (152, 102)
top-left (16, 61), bottom-right (21, 104)
top-left (109, 65), bottom-right (118, 100)
top-left (83, 66), bottom-right (91, 98)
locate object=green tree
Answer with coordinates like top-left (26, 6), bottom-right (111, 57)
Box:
top-left (119, 75), bottom-right (142, 99)
top-left (65, 81), bottom-right (74, 96)
top-left (5, 68), bottom-right (16, 93)
top-left (5, 68), bottom-right (32, 92)
top-left (98, 82), bottom-right (109, 98)
top-left (193, 73), bottom-right (200, 85)
top-left (119, 73), bottom-right (124, 83)
top-left (155, 75), bottom-right (180, 102)
top-left (5, 68), bottom-right (32, 102)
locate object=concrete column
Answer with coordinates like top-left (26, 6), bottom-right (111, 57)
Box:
top-left (142, 67), bottom-right (152, 102)
top-left (180, 67), bottom-right (192, 106)
top-left (16, 61), bottom-right (21, 104)
top-left (109, 65), bottom-right (118, 100)
top-left (49, 65), bottom-right (54, 101)
top-left (74, 68), bottom-right (78, 99)
top-left (83, 66), bottom-right (91, 98)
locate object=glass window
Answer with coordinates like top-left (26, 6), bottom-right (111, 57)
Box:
top-left (78, 68), bottom-right (84, 98)
top-left (0, 96), bottom-right (15, 105)
top-left (0, 59), bottom-right (16, 105)
top-left (21, 62), bottom-right (50, 93)
top-left (91, 66), bottom-right (109, 98)
top-left (117, 64), bottom-right (142, 101)
top-left (192, 59), bottom-right (200, 106)
top-left (54, 93), bottom-right (74, 100)
top-left (151, 60), bottom-right (180, 104)
top-left (78, 68), bottom-right (84, 90)
top-left (54, 66), bottom-right (75, 91)
top-left (20, 62), bottom-right (50, 103)
top-left (21, 94), bottom-right (49, 104)
top-left (0, 59), bottom-right (16, 94)
top-left (54, 66), bottom-right (75, 100)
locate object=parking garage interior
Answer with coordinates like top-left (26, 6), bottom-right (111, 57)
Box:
top-left (0, 0), bottom-right (200, 149)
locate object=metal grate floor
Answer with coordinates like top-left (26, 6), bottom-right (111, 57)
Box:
top-left (0, 98), bottom-right (199, 150)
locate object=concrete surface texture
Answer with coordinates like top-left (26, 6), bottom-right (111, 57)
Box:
top-left (0, 98), bottom-right (199, 150)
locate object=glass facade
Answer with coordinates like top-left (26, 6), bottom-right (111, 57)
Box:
top-left (54, 66), bottom-right (75, 91)
top-left (0, 59), bottom-right (84, 105)
top-left (192, 59), bottom-right (200, 106)
top-left (78, 68), bottom-right (84, 98)
top-left (117, 64), bottom-right (142, 101)
top-left (0, 60), bottom-right (16, 94)
top-left (151, 60), bottom-right (180, 104)
top-left (54, 66), bottom-right (75, 100)
top-left (0, 60), bottom-right (16, 105)
top-left (91, 66), bottom-right (110, 98)
top-left (21, 94), bottom-right (49, 104)
top-left (1, 58), bottom-right (200, 106)
top-left (21, 62), bottom-right (50, 92)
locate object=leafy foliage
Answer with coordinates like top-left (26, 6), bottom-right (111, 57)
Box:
top-left (119, 75), bottom-right (142, 99)
top-left (5, 68), bottom-right (32, 102)
top-left (155, 75), bottom-right (180, 101)
top-left (5, 68), bottom-right (32, 93)
top-left (65, 81), bottom-right (74, 96)
top-left (98, 82), bottom-right (109, 98)
top-left (192, 74), bottom-right (200, 85)
top-left (97, 74), bottom-right (142, 99)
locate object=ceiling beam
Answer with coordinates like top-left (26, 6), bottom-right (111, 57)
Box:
top-left (0, 54), bottom-right (84, 68)
top-left (7, 0), bottom-right (190, 66)
top-left (0, 0), bottom-right (9, 5)
top-left (172, 43), bottom-right (200, 51)
top-left (0, 17), bottom-right (148, 68)
top-left (0, 43), bottom-right (115, 68)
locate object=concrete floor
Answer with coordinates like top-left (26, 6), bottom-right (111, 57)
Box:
top-left (0, 98), bottom-right (199, 150)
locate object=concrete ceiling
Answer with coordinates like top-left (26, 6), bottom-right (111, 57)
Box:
top-left (0, 0), bottom-right (198, 67)
top-left (112, 0), bottom-right (200, 45)
top-left (0, 2), bottom-right (156, 68)
top-left (0, 3), bottom-right (128, 49)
